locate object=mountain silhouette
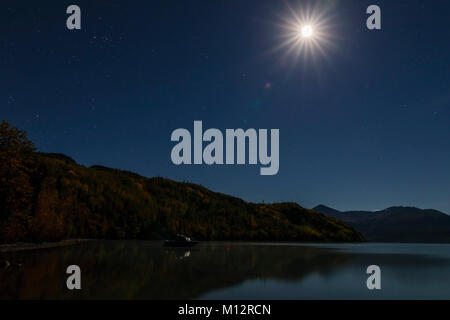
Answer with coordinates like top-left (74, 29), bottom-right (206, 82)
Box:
top-left (0, 120), bottom-right (364, 243)
top-left (0, 152), bottom-right (366, 243)
top-left (313, 205), bottom-right (450, 243)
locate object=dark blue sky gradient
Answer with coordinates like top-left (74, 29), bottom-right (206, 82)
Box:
top-left (1, 0), bottom-right (449, 212)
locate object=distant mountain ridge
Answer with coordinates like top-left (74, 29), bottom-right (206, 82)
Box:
top-left (313, 205), bottom-right (450, 243)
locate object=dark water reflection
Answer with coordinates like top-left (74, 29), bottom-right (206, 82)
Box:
top-left (1, 241), bottom-right (450, 299)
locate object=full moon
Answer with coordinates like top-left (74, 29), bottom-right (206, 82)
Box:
top-left (276, 5), bottom-right (334, 61)
top-left (301, 25), bottom-right (313, 38)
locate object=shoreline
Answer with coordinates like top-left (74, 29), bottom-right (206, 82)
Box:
top-left (3, 239), bottom-right (447, 254)
top-left (0, 239), bottom-right (93, 253)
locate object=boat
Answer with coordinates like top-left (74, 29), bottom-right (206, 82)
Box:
top-left (164, 234), bottom-right (199, 247)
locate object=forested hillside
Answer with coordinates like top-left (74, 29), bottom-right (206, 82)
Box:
top-left (0, 121), bottom-right (364, 243)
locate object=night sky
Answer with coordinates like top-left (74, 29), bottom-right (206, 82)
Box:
top-left (1, 0), bottom-right (449, 212)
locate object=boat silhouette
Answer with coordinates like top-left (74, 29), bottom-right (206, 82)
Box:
top-left (164, 234), bottom-right (199, 247)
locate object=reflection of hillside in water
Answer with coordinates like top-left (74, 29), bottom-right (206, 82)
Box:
top-left (0, 241), bottom-right (351, 299)
top-left (3, 241), bottom-right (450, 299)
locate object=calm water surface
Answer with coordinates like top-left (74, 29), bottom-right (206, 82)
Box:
top-left (1, 241), bottom-right (449, 299)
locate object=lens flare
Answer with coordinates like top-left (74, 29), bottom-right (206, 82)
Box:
top-left (271, 2), bottom-right (337, 63)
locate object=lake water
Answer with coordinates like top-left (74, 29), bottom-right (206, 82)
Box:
top-left (1, 241), bottom-right (449, 299)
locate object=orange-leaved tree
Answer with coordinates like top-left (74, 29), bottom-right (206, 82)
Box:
top-left (0, 120), bottom-right (36, 242)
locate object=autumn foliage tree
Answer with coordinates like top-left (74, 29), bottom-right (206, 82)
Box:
top-left (0, 120), bottom-right (36, 242)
